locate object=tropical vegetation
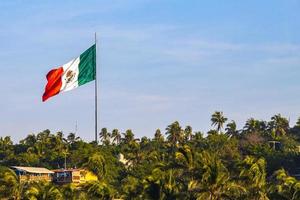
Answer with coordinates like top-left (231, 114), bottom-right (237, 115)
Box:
top-left (1, 112), bottom-right (300, 199)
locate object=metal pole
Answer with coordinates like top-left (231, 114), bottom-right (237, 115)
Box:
top-left (64, 154), bottom-right (67, 169)
top-left (95, 32), bottom-right (98, 143)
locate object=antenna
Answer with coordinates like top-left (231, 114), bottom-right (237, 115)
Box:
top-left (75, 120), bottom-right (78, 134)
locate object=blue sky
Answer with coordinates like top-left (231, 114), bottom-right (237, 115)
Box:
top-left (0, 0), bottom-right (300, 142)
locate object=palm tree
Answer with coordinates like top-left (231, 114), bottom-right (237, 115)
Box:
top-left (243, 118), bottom-right (267, 135)
top-left (184, 125), bottom-right (193, 141)
top-left (66, 133), bottom-right (81, 144)
top-left (0, 166), bottom-right (26, 200)
top-left (0, 136), bottom-right (13, 161)
top-left (24, 181), bottom-right (62, 200)
top-left (99, 128), bottom-right (111, 145)
top-left (33, 129), bottom-right (52, 159)
top-left (122, 129), bottom-right (138, 145)
top-left (36, 129), bottom-right (51, 145)
top-left (165, 121), bottom-right (183, 146)
top-left (153, 129), bottom-right (164, 143)
top-left (111, 129), bottom-right (121, 145)
top-left (270, 169), bottom-right (300, 200)
top-left (143, 167), bottom-right (182, 200)
top-left (124, 140), bottom-right (143, 166)
top-left (211, 111), bottom-right (228, 133)
top-left (61, 183), bottom-right (85, 200)
top-left (140, 136), bottom-right (150, 148)
top-left (145, 149), bottom-right (165, 165)
top-left (192, 151), bottom-right (245, 200)
top-left (174, 144), bottom-right (200, 193)
top-left (82, 180), bottom-right (114, 200)
top-left (269, 114), bottom-right (289, 138)
top-left (56, 131), bottom-right (64, 141)
top-left (120, 130), bottom-right (142, 166)
top-left (0, 136), bottom-right (13, 151)
top-left (225, 120), bottom-right (239, 137)
top-left (20, 134), bottom-right (36, 146)
top-left (52, 131), bottom-right (67, 153)
top-left (175, 145), bottom-right (197, 172)
top-left (121, 176), bottom-right (143, 199)
top-left (83, 152), bottom-right (106, 180)
top-left (191, 131), bottom-right (205, 147)
top-left (239, 156), bottom-right (269, 200)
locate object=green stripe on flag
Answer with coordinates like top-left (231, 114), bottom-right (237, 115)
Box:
top-left (78, 44), bottom-right (96, 86)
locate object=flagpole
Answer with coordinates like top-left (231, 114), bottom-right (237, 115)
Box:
top-left (95, 32), bottom-right (98, 143)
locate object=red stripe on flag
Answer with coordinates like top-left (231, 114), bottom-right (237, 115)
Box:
top-left (42, 67), bottom-right (64, 102)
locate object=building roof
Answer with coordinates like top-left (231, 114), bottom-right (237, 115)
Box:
top-left (12, 166), bottom-right (54, 174)
top-left (52, 168), bottom-right (82, 172)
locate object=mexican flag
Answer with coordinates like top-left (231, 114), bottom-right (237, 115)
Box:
top-left (42, 45), bottom-right (96, 102)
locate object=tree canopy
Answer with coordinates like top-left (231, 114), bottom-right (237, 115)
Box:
top-left (1, 112), bottom-right (300, 199)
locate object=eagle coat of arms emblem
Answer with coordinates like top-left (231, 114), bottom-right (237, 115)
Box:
top-left (65, 70), bottom-right (76, 84)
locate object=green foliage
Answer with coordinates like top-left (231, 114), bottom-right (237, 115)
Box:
top-left (1, 113), bottom-right (300, 199)
top-left (82, 152), bottom-right (106, 179)
top-left (211, 111), bottom-right (228, 133)
top-left (24, 181), bottom-right (62, 200)
top-left (0, 166), bottom-right (27, 200)
top-left (81, 181), bottom-right (114, 200)
top-left (269, 169), bottom-right (300, 200)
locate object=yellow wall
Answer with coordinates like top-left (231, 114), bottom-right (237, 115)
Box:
top-left (78, 170), bottom-right (98, 183)
top-left (84, 171), bottom-right (98, 182)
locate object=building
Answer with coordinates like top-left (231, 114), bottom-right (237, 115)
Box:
top-left (12, 166), bottom-right (54, 182)
top-left (118, 153), bottom-right (132, 168)
top-left (52, 168), bottom-right (98, 184)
